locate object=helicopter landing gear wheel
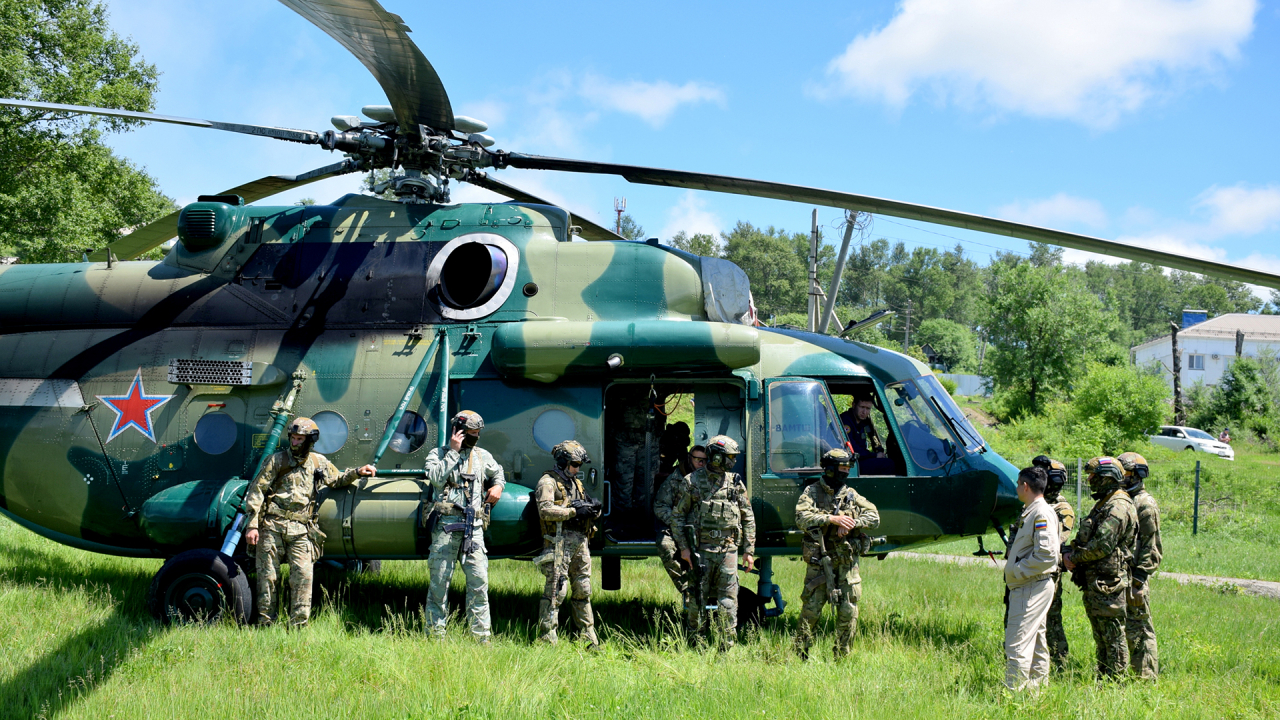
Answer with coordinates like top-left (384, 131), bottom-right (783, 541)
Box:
top-left (147, 549), bottom-right (252, 625)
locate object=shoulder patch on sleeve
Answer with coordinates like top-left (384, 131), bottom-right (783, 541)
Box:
top-left (1034, 519), bottom-right (1049, 530)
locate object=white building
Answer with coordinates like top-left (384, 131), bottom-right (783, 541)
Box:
top-left (1132, 313), bottom-right (1280, 388)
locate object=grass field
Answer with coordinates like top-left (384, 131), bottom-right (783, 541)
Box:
top-left (3, 512), bottom-right (1279, 719)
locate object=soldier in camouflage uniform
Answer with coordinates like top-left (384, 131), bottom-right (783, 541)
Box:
top-left (423, 410), bottom-right (505, 642)
top-left (1064, 456), bottom-right (1137, 680)
top-left (1031, 455), bottom-right (1076, 670)
top-left (534, 440), bottom-right (602, 647)
top-left (654, 445), bottom-right (706, 601)
top-left (1118, 451), bottom-right (1162, 679)
top-left (673, 435), bottom-right (755, 649)
top-left (244, 417), bottom-right (376, 626)
top-left (793, 449), bottom-right (880, 661)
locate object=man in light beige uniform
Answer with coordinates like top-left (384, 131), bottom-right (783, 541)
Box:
top-left (1003, 465), bottom-right (1061, 691)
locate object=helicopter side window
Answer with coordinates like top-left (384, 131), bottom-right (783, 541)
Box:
top-left (384, 411), bottom-right (428, 454)
top-left (916, 375), bottom-right (985, 453)
top-left (767, 380), bottom-right (846, 474)
top-left (885, 380), bottom-right (958, 471)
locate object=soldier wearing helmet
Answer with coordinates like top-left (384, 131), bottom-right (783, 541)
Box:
top-left (1117, 451), bottom-right (1162, 680)
top-left (1030, 455), bottom-right (1076, 670)
top-left (793, 448), bottom-right (880, 661)
top-left (244, 416), bottom-right (376, 626)
top-left (654, 444), bottom-right (706, 603)
top-left (533, 440), bottom-right (602, 647)
top-left (671, 434), bottom-right (756, 648)
top-left (1063, 456), bottom-right (1137, 679)
top-left (423, 410), bottom-right (505, 642)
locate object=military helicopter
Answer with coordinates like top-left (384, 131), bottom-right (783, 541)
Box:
top-left (2, 0), bottom-right (1278, 624)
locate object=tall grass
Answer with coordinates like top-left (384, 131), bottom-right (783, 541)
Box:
top-left (2, 513), bottom-right (1278, 719)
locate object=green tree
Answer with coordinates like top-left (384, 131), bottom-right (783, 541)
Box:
top-left (722, 221), bottom-right (807, 318)
top-left (983, 262), bottom-right (1118, 416)
top-left (0, 0), bottom-right (176, 262)
top-left (617, 213), bottom-right (644, 241)
top-left (1070, 362), bottom-right (1170, 454)
top-left (913, 318), bottom-right (976, 371)
top-left (668, 230), bottom-right (720, 257)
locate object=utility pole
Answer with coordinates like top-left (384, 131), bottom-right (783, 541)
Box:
top-left (818, 212), bottom-right (857, 334)
top-left (1170, 321), bottom-right (1183, 425)
top-left (614, 197), bottom-right (627, 236)
top-left (807, 209), bottom-right (820, 332)
top-left (904, 299), bottom-right (913, 349)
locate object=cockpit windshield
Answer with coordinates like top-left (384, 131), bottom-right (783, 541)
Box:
top-left (767, 379), bottom-right (847, 473)
top-left (916, 375), bottom-right (986, 453)
top-left (885, 379), bottom-right (959, 471)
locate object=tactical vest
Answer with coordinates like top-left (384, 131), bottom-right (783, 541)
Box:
top-left (690, 472), bottom-right (744, 548)
top-left (1076, 489), bottom-right (1135, 581)
top-left (804, 489), bottom-right (863, 564)
top-left (539, 471), bottom-right (593, 542)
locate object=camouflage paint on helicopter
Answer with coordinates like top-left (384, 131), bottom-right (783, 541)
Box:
top-left (0, 192), bottom-right (1020, 569)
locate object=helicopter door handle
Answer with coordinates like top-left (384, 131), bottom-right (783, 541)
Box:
top-left (602, 479), bottom-right (611, 517)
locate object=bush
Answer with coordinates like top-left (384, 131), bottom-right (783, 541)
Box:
top-left (1070, 362), bottom-right (1170, 454)
top-left (936, 374), bottom-right (958, 396)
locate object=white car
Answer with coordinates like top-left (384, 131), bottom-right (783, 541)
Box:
top-left (1149, 425), bottom-right (1235, 460)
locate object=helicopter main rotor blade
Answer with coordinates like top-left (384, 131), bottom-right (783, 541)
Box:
top-left (503, 153), bottom-right (1280, 289)
top-left (278, 0), bottom-right (454, 132)
top-left (0, 99), bottom-right (322, 144)
top-left (87, 159), bottom-right (358, 262)
top-left (466, 172), bottom-right (623, 241)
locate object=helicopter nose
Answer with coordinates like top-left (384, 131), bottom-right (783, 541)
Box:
top-left (988, 456), bottom-right (1022, 530)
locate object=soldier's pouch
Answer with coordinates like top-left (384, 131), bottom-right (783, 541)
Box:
top-left (308, 524), bottom-right (327, 559)
top-left (1093, 574), bottom-right (1126, 596)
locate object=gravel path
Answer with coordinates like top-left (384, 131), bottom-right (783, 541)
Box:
top-left (890, 551), bottom-right (1280, 601)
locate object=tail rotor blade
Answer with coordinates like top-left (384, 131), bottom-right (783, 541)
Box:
top-left (89, 160), bottom-right (358, 261)
top-left (466, 172), bottom-right (622, 241)
top-left (503, 153), bottom-right (1280, 289)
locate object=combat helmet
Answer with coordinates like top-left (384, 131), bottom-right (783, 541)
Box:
top-left (287, 416), bottom-right (320, 457)
top-left (1116, 451), bottom-right (1149, 491)
top-left (1084, 456), bottom-right (1125, 494)
top-left (552, 440), bottom-right (591, 469)
top-left (452, 410), bottom-right (485, 431)
top-left (1031, 454), bottom-right (1069, 499)
top-left (706, 435), bottom-right (740, 472)
top-left (820, 447), bottom-right (854, 489)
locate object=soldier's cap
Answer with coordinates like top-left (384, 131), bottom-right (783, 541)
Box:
top-left (452, 410), bottom-right (484, 431)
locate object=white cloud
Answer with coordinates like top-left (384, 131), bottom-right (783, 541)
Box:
top-left (996, 193), bottom-right (1108, 229)
top-left (819, 0), bottom-right (1256, 127)
top-left (660, 191), bottom-right (723, 241)
top-left (1194, 183), bottom-right (1280, 236)
top-left (580, 75), bottom-right (725, 128)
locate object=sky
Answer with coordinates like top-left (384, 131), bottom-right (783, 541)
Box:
top-left (99, 0), bottom-right (1280, 297)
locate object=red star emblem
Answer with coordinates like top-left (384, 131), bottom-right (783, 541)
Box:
top-left (96, 369), bottom-right (174, 443)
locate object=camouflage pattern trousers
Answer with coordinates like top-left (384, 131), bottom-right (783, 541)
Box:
top-left (538, 531), bottom-right (597, 645)
top-left (1126, 589), bottom-right (1158, 679)
top-left (254, 520), bottom-right (315, 626)
top-left (794, 561), bottom-right (862, 659)
top-left (1083, 586), bottom-right (1129, 678)
top-left (1046, 575), bottom-right (1069, 668)
top-left (426, 527), bottom-right (491, 639)
top-left (656, 532), bottom-right (687, 597)
top-left (688, 548), bottom-right (739, 646)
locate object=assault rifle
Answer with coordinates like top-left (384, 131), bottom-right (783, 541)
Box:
top-left (808, 528), bottom-right (842, 607)
top-left (684, 524), bottom-right (711, 616)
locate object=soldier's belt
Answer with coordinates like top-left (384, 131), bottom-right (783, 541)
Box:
top-left (265, 507), bottom-right (312, 523)
top-left (440, 521), bottom-right (469, 533)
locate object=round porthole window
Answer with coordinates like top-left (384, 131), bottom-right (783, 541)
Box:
top-left (193, 412), bottom-right (237, 455)
top-left (426, 233), bottom-right (521, 321)
top-left (532, 409), bottom-right (576, 453)
top-left (384, 411), bottom-right (428, 454)
top-left (311, 410), bottom-right (349, 454)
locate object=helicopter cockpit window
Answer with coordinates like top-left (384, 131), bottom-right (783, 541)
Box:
top-left (916, 375), bottom-right (985, 453)
top-left (426, 233), bottom-right (521, 321)
top-left (384, 411), bottom-right (427, 454)
top-left (768, 380), bottom-right (846, 474)
top-left (885, 380), bottom-right (958, 471)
